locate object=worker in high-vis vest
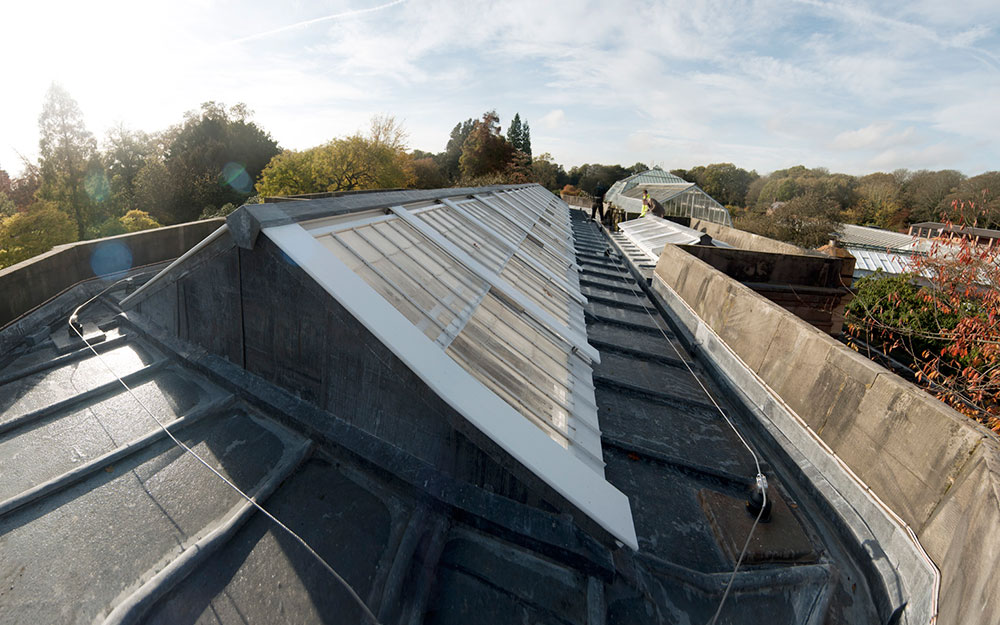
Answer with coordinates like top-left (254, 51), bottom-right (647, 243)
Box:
top-left (640, 189), bottom-right (649, 217)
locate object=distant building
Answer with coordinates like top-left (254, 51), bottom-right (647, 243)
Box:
top-left (909, 221), bottom-right (1000, 248)
top-left (604, 169), bottom-right (732, 226)
top-left (836, 223), bottom-right (934, 279)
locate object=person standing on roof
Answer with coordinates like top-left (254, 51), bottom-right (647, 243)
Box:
top-left (590, 181), bottom-right (607, 223)
top-left (641, 189), bottom-right (650, 217)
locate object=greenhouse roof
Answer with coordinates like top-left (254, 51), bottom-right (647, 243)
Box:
top-left (258, 185), bottom-right (633, 547)
top-left (836, 224), bottom-right (932, 254)
top-left (617, 215), bottom-right (728, 263)
top-left (604, 170), bottom-right (732, 226)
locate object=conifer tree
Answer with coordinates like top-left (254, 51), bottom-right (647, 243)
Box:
top-left (506, 113), bottom-right (523, 152)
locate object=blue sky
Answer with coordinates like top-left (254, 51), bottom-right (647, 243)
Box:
top-left (3, 0), bottom-right (999, 178)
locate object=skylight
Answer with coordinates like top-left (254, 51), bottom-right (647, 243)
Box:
top-left (261, 184), bottom-right (636, 549)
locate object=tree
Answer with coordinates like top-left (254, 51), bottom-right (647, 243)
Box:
top-left (407, 157), bottom-right (447, 189)
top-left (442, 118), bottom-right (475, 182)
top-left (0, 168), bottom-right (13, 218)
top-left (506, 114), bottom-right (523, 152)
top-left (695, 163), bottom-right (758, 206)
top-left (0, 202), bottom-right (78, 269)
top-left (459, 111), bottom-right (516, 179)
top-left (133, 160), bottom-right (176, 224)
top-left (164, 102), bottom-right (279, 223)
top-left (7, 162), bottom-right (41, 210)
top-left (0, 192), bottom-right (14, 219)
top-left (530, 153), bottom-right (568, 190)
top-left (903, 169), bottom-right (964, 224)
top-left (851, 172), bottom-right (903, 228)
top-left (735, 190), bottom-right (839, 248)
top-left (571, 163), bottom-right (629, 195)
top-left (846, 201), bottom-right (1000, 429)
top-left (503, 113), bottom-right (532, 160)
top-left (103, 124), bottom-right (155, 216)
top-left (942, 171), bottom-right (1000, 228)
top-left (36, 84), bottom-right (98, 239)
top-left (256, 116), bottom-right (412, 198)
top-left (119, 209), bottom-right (161, 232)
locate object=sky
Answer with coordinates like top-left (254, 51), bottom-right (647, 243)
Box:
top-left (3, 0), bottom-right (1000, 178)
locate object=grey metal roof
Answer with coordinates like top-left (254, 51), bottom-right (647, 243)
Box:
top-left (910, 221), bottom-right (1000, 239)
top-left (836, 224), bottom-right (932, 253)
top-left (0, 187), bottom-right (889, 624)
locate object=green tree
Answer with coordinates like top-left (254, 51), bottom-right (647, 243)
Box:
top-left (695, 163), bottom-right (758, 206)
top-left (256, 116), bottom-right (411, 198)
top-left (164, 102), bottom-right (279, 223)
top-left (0, 202), bottom-right (78, 268)
top-left (506, 114), bottom-right (523, 152)
top-left (736, 190), bottom-right (840, 248)
top-left (571, 163), bottom-right (629, 195)
top-left (119, 209), bottom-right (161, 232)
top-left (36, 84), bottom-right (98, 239)
top-left (133, 160), bottom-right (176, 224)
top-left (0, 192), bottom-right (14, 219)
top-left (103, 124), bottom-right (155, 217)
top-left (442, 118), bottom-right (475, 182)
top-left (521, 121), bottom-right (531, 159)
top-left (530, 153), bottom-right (568, 190)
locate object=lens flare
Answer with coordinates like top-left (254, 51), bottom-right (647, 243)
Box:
top-left (90, 240), bottom-right (133, 279)
top-left (85, 170), bottom-right (110, 203)
top-left (221, 162), bottom-right (252, 194)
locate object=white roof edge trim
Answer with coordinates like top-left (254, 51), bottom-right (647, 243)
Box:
top-left (262, 223), bottom-right (637, 550)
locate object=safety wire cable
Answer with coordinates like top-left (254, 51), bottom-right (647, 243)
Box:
top-left (587, 219), bottom-right (766, 625)
top-left (68, 285), bottom-right (382, 625)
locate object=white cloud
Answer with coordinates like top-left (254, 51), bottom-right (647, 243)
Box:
top-left (538, 109), bottom-right (565, 129)
top-left (3, 0), bottom-right (1000, 177)
top-left (831, 123), bottom-right (919, 151)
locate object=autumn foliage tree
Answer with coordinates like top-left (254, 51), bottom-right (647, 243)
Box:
top-left (846, 201), bottom-right (1000, 429)
top-left (459, 111), bottom-right (515, 179)
top-left (255, 115), bottom-right (410, 198)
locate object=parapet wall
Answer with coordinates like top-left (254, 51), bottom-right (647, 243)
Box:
top-left (652, 241), bottom-right (999, 625)
top-left (689, 218), bottom-right (827, 257)
top-left (0, 219), bottom-right (224, 330)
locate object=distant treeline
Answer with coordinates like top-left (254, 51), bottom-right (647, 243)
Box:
top-left (4, 84), bottom-right (999, 267)
top-left (666, 163), bottom-right (1000, 247)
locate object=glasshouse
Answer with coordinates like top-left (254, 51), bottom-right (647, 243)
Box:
top-left (604, 168), bottom-right (732, 226)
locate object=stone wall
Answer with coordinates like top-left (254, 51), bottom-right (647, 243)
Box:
top-left (0, 219), bottom-right (224, 329)
top-left (652, 241), bottom-right (998, 625)
top-left (678, 245), bottom-right (851, 335)
top-left (689, 218), bottom-right (827, 257)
